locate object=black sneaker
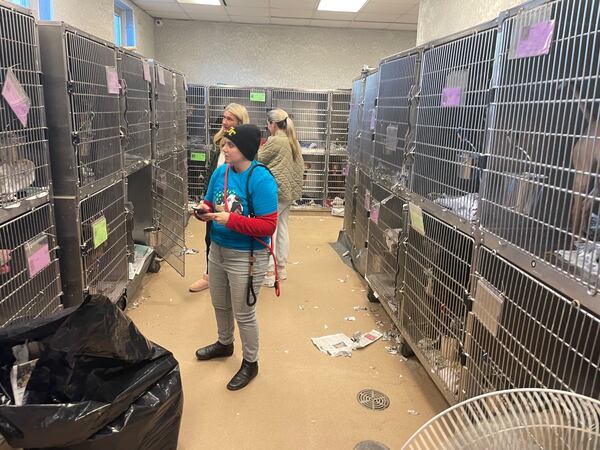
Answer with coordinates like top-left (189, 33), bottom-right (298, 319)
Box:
top-left (195, 341), bottom-right (234, 360)
top-left (227, 359), bottom-right (258, 391)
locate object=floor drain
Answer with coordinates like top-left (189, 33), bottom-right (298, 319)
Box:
top-left (354, 440), bottom-right (390, 450)
top-left (357, 389), bottom-right (390, 411)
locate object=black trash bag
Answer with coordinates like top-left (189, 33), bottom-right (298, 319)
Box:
top-left (53, 367), bottom-right (183, 450)
top-left (0, 295), bottom-right (180, 449)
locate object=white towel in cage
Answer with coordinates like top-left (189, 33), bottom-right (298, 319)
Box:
top-left (434, 193), bottom-right (478, 221)
top-left (555, 241), bottom-right (600, 277)
top-left (0, 159), bottom-right (36, 202)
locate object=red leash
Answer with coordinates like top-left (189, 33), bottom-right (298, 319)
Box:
top-left (223, 165), bottom-right (280, 297)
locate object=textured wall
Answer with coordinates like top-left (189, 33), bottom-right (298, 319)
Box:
top-left (51, 0), bottom-right (155, 57)
top-left (417, 0), bottom-right (525, 45)
top-left (155, 20), bottom-right (416, 90)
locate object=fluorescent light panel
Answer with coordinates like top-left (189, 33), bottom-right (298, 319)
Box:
top-left (178, 0), bottom-right (222, 5)
top-left (317, 0), bottom-right (368, 13)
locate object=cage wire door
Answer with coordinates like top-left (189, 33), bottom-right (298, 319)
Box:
top-left (401, 208), bottom-right (474, 403)
top-left (462, 246), bottom-right (600, 401)
top-left (0, 204), bottom-right (62, 328)
top-left (118, 50), bottom-right (151, 175)
top-left (299, 150), bottom-right (326, 206)
top-left (358, 71), bottom-right (379, 174)
top-left (343, 163), bottom-right (357, 245)
top-left (365, 183), bottom-right (407, 323)
top-left (347, 78), bottom-right (365, 163)
top-left (352, 169), bottom-right (372, 276)
top-left (186, 84), bottom-right (208, 201)
top-left (374, 51), bottom-right (418, 193)
top-left (79, 180), bottom-right (128, 303)
top-left (480, 0), bottom-right (600, 313)
top-left (174, 72), bottom-right (187, 152)
top-left (153, 62), bottom-right (176, 159)
top-left (412, 23), bottom-right (498, 224)
top-left (0, 3), bottom-right (51, 224)
top-left (65, 31), bottom-right (122, 196)
top-left (329, 90), bottom-right (351, 152)
top-left (152, 154), bottom-right (186, 276)
top-left (208, 86), bottom-right (270, 139)
top-left (326, 150), bottom-right (348, 203)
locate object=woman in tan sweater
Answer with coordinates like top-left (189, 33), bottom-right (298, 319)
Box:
top-left (258, 108), bottom-right (304, 287)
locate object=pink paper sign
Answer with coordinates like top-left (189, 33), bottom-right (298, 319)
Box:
top-left (2, 68), bottom-right (31, 127)
top-left (105, 66), bottom-right (120, 94)
top-left (27, 243), bottom-right (51, 278)
top-left (442, 87), bottom-right (463, 107)
top-left (142, 61), bottom-right (151, 82)
top-left (370, 203), bottom-right (380, 224)
top-left (515, 20), bottom-right (555, 59)
top-left (342, 165), bottom-right (349, 176)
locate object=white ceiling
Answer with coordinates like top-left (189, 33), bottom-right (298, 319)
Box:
top-left (131, 0), bottom-right (420, 30)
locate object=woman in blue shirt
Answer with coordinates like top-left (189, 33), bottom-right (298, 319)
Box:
top-left (193, 124), bottom-right (278, 391)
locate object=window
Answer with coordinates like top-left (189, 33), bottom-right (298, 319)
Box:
top-left (114, 0), bottom-right (136, 48)
top-left (11, 0), bottom-right (53, 20)
top-left (9, 0), bottom-right (29, 7)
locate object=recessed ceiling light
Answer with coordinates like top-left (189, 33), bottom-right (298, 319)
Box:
top-left (178, 0), bottom-right (223, 5)
top-left (317, 0), bottom-right (368, 13)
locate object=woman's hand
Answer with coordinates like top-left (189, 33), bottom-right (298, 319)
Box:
top-left (205, 212), bottom-right (230, 225)
top-left (193, 201), bottom-right (212, 221)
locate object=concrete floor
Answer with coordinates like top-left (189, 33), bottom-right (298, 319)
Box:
top-left (127, 214), bottom-right (448, 450)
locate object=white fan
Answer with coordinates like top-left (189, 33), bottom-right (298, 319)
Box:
top-left (402, 389), bottom-right (600, 450)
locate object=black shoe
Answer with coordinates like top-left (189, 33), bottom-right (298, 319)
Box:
top-left (227, 359), bottom-right (258, 391)
top-left (195, 341), bottom-right (234, 360)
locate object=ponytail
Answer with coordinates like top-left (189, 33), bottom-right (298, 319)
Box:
top-left (267, 108), bottom-right (301, 161)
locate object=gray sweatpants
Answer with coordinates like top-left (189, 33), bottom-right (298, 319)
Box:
top-left (208, 242), bottom-right (269, 362)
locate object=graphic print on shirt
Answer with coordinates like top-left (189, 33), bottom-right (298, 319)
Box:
top-left (214, 189), bottom-right (244, 215)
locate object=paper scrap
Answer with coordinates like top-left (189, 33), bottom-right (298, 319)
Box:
top-left (157, 65), bottom-right (165, 85)
top-left (344, 316), bottom-right (356, 321)
top-left (353, 306), bottom-right (368, 311)
top-left (10, 359), bottom-right (38, 406)
top-left (385, 346), bottom-right (399, 355)
top-left (354, 329), bottom-right (383, 349)
top-left (408, 409), bottom-right (420, 416)
top-left (342, 250), bottom-right (350, 257)
top-left (298, 305), bottom-right (305, 311)
top-left (142, 60), bottom-right (151, 82)
top-left (2, 68), bottom-right (31, 127)
top-left (409, 202), bottom-right (426, 236)
top-left (25, 234), bottom-right (51, 278)
top-left (312, 333), bottom-right (355, 357)
top-left (105, 66), bottom-right (120, 94)
top-left (514, 20), bottom-right (555, 59)
top-left (370, 202), bottom-right (380, 224)
top-left (92, 215), bottom-right (108, 249)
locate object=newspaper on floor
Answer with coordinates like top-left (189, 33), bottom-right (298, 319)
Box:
top-left (311, 329), bottom-right (383, 357)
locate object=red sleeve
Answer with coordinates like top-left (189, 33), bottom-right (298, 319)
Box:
top-left (225, 212), bottom-right (277, 237)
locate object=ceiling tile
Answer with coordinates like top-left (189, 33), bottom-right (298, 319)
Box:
top-left (270, 0), bottom-right (318, 8)
top-left (270, 8), bottom-right (314, 19)
top-left (350, 21), bottom-right (390, 29)
top-left (136, 2), bottom-right (184, 13)
top-left (271, 18), bottom-right (311, 26)
top-left (386, 22), bottom-right (418, 31)
top-left (354, 12), bottom-right (400, 22)
top-left (224, 0), bottom-right (269, 6)
top-left (147, 9), bottom-right (189, 19)
top-left (359, 0), bottom-right (416, 15)
top-left (313, 10), bottom-right (357, 20)
top-left (133, 0), bottom-right (179, 5)
top-left (309, 19), bottom-right (351, 28)
top-left (229, 15), bottom-right (270, 24)
top-left (178, 3), bottom-right (228, 15)
top-left (226, 6), bottom-right (269, 17)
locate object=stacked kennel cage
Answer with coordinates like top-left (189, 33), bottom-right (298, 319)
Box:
top-left (186, 84), bottom-right (208, 201)
top-left (271, 88), bottom-right (329, 207)
top-left (0, 1), bottom-right (62, 327)
top-left (344, 0), bottom-right (600, 406)
top-left (38, 23), bottom-right (128, 307)
top-left (325, 90), bottom-right (351, 206)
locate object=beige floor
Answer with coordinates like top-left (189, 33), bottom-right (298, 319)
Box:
top-left (127, 214), bottom-right (448, 450)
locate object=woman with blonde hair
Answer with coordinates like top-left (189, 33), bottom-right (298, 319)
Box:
top-left (258, 108), bottom-right (304, 287)
top-left (189, 103), bottom-right (250, 292)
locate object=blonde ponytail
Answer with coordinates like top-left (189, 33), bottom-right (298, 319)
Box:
top-left (214, 103), bottom-right (250, 147)
top-left (267, 108), bottom-right (301, 161)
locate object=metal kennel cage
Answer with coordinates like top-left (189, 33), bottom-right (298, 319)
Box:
top-left (365, 183), bottom-right (407, 325)
top-left (357, 71), bottom-right (379, 174)
top-left (117, 49), bottom-right (152, 176)
top-left (174, 72), bottom-right (187, 152)
top-left (373, 50), bottom-right (420, 194)
top-left (401, 208), bottom-right (474, 404)
top-left (0, 2), bottom-right (51, 224)
top-left (351, 169), bottom-right (372, 276)
top-left (208, 85), bottom-right (271, 139)
top-left (347, 77), bottom-right (365, 164)
top-left (0, 203), bottom-right (62, 328)
top-left (299, 149), bottom-right (326, 207)
top-left (151, 61), bottom-right (177, 159)
top-left (479, 0), bottom-right (600, 315)
top-left (411, 20), bottom-right (499, 225)
top-left (271, 88), bottom-right (329, 152)
top-left (343, 162), bottom-right (357, 245)
top-left (462, 246), bottom-right (600, 401)
top-left (325, 149), bottom-right (348, 204)
top-left (186, 84), bottom-right (208, 200)
top-left (38, 23), bottom-right (122, 198)
top-left (53, 179), bottom-right (128, 307)
top-left (329, 90), bottom-right (351, 153)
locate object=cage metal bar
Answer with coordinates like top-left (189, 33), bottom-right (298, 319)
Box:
top-left (0, 203), bottom-right (61, 327)
top-left (343, 162), bottom-right (357, 244)
top-left (186, 84), bottom-right (208, 200)
top-left (351, 169), bottom-right (372, 276)
top-left (348, 77), bottom-right (366, 163)
top-left (153, 62), bottom-right (177, 158)
top-left (358, 71), bottom-right (379, 173)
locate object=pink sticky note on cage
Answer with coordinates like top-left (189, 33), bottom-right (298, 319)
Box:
top-left (2, 68), bottom-right (31, 127)
top-left (142, 61), bottom-right (151, 82)
top-left (441, 87), bottom-right (463, 107)
top-left (157, 66), bottom-right (166, 85)
top-left (105, 66), bottom-right (120, 94)
top-left (342, 165), bottom-right (349, 176)
top-left (370, 203), bottom-right (380, 224)
top-left (515, 20), bottom-right (555, 59)
top-left (27, 243), bottom-right (51, 278)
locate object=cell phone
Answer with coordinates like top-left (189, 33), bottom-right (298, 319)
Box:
top-left (192, 206), bottom-right (208, 215)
